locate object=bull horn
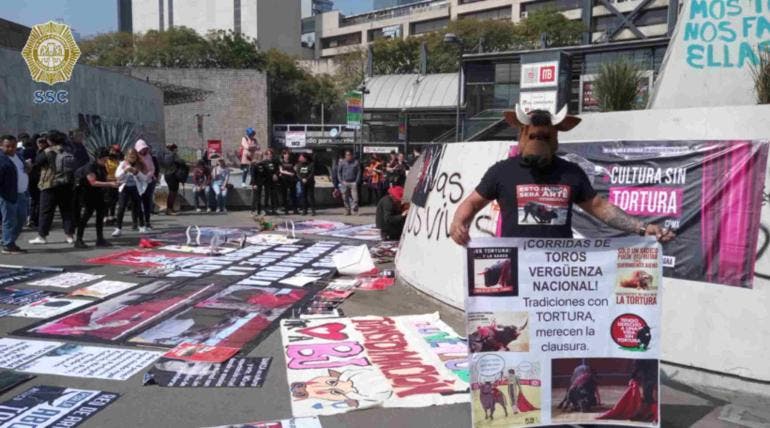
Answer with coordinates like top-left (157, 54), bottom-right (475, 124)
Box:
top-left (552, 104), bottom-right (568, 125)
top-left (515, 104), bottom-right (531, 126)
top-left (519, 319), bottom-right (528, 331)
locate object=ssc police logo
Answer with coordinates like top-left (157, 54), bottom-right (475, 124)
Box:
top-left (21, 21), bottom-right (81, 86)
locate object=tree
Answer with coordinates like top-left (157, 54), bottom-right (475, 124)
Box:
top-left (133, 27), bottom-right (211, 67)
top-left (206, 30), bottom-right (266, 69)
top-left (750, 48), bottom-right (770, 104)
top-left (593, 60), bottom-right (643, 111)
top-left (333, 47), bottom-right (367, 92)
top-left (78, 32), bottom-right (135, 66)
top-left (515, 8), bottom-right (584, 48)
top-left (371, 37), bottom-right (421, 74)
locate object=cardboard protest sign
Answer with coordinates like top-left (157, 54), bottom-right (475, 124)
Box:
top-left (466, 237), bottom-right (661, 427)
top-left (69, 280), bottom-right (138, 299)
top-left (15, 344), bottom-right (161, 381)
top-left (27, 272), bottom-right (104, 288)
top-left (280, 313), bottom-right (469, 417)
top-left (12, 298), bottom-right (91, 318)
top-left (0, 385), bottom-right (119, 428)
top-left (144, 357), bottom-right (271, 387)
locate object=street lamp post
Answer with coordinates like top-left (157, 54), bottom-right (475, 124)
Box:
top-left (443, 33), bottom-right (463, 142)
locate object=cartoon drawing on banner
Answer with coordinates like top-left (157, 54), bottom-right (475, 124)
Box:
top-left (516, 185), bottom-right (570, 226)
top-left (467, 311), bottom-right (529, 353)
top-left (551, 358), bottom-right (658, 425)
top-left (290, 368), bottom-right (392, 410)
top-left (471, 354), bottom-right (541, 427)
top-left (615, 246), bottom-right (660, 305)
top-left (468, 247), bottom-right (519, 297)
top-left (610, 314), bottom-right (653, 352)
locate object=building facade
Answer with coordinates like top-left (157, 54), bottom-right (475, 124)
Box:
top-left (130, 0), bottom-right (301, 55)
top-left (313, 0), bottom-right (678, 59)
top-left (374, 0), bottom-right (425, 9)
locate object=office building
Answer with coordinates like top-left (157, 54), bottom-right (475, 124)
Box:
top-left (118, 0), bottom-right (133, 32)
top-left (130, 0), bottom-right (301, 55)
top-left (374, 0), bottom-right (423, 9)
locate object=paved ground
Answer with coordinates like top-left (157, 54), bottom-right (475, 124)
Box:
top-left (0, 207), bottom-right (763, 427)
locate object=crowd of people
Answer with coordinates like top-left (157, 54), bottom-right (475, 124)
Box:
top-left (0, 126), bottom-right (420, 254)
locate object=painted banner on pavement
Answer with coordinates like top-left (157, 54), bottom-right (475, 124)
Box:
top-left (281, 312), bottom-right (469, 417)
top-left (0, 385), bottom-right (119, 428)
top-left (466, 237), bottom-right (661, 427)
top-left (560, 140), bottom-right (768, 288)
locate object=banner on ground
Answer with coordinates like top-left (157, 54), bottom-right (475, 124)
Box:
top-left (0, 288), bottom-right (60, 305)
top-left (69, 280), bottom-right (138, 299)
top-left (0, 338), bottom-right (63, 369)
top-left (203, 417), bottom-right (322, 428)
top-left (12, 297), bottom-right (91, 318)
top-left (280, 312), bottom-right (469, 417)
top-left (27, 272), bottom-right (104, 288)
top-left (144, 357), bottom-right (271, 387)
top-left (15, 344), bottom-right (161, 381)
top-left (0, 385), bottom-right (119, 428)
top-left (466, 237), bottom-right (661, 427)
top-left (0, 265), bottom-right (61, 288)
top-left (560, 140), bottom-right (768, 288)
top-left (0, 370), bottom-right (33, 394)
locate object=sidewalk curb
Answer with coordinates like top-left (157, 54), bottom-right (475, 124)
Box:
top-left (662, 362), bottom-right (770, 405)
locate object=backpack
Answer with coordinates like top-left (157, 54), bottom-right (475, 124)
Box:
top-left (53, 150), bottom-right (76, 186)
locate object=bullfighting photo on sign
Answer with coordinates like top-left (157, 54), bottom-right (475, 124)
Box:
top-left (471, 353), bottom-right (541, 427)
top-left (516, 184), bottom-right (570, 226)
top-left (468, 247), bottom-right (519, 297)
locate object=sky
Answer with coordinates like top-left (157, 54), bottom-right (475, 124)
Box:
top-left (0, 0), bottom-right (373, 38)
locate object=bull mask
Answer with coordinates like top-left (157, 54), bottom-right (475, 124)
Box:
top-left (504, 104), bottom-right (581, 170)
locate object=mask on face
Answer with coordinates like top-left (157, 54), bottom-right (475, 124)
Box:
top-left (520, 155), bottom-right (552, 170)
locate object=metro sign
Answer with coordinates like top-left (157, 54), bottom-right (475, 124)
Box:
top-left (540, 66), bottom-right (556, 83)
top-left (520, 61), bottom-right (560, 89)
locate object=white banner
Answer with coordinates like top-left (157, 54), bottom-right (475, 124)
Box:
top-left (16, 344), bottom-right (162, 381)
top-left (27, 272), bottom-right (104, 288)
top-left (280, 313), bottom-right (469, 417)
top-left (12, 297), bottom-right (91, 318)
top-left (0, 338), bottom-right (63, 369)
top-left (70, 280), bottom-right (138, 299)
top-left (466, 237), bottom-right (661, 427)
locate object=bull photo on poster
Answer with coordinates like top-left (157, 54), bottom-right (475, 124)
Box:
top-left (468, 247), bottom-right (519, 297)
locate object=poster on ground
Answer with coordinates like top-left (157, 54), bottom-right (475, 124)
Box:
top-left (0, 288), bottom-right (60, 305)
top-left (559, 140), bottom-right (769, 288)
top-left (12, 297), bottom-right (91, 318)
top-left (280, 313), bottom-right (469, 417)
top-left (203, 417), bottom-right (322, 428)
top-left (318, 224), bottom-right (381, 241)
top-left (0, 371), bottom-right (34, 394)
top-left (0, 338), bottom-right (64, 369)
top-left (0, 265), bottom-right (61, 288)
top-left (466, 237), bottom-right (661, 427)
top-left (24, 279), bottom-right (216, 343)
top-left (144, 357), bottom-right (271, 387)
top-left (15, 344), bottom-right (162, 381)
top-left (27, 272), bottom-right (104, 288)
top-left (85, 249), bottom-right (202, 268)
top-left (164, 343), bottom-right (240, 363)
top-left (70, 280), bottom-right (138, 299)
top-left (0, 385), bottom-right (119, 428)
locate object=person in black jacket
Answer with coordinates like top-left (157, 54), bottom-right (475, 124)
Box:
top-left (295, 153), bottom-right (316, 216)
top-left (261, 149), bottom-right (280, 215)
top-left (73, 148), bottom-right (119, 248)
top-left (26, 135), bottom-right (48, 228)
top-left (279, 150), bottom-right (298, 215)
top-left (376, 185), bottom-right (408, 241)
top-left (250, 151), bottom-right (267, 215)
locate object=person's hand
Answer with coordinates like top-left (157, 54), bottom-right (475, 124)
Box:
top-left (645, 224), bottom-right (675, 242)
top-left (450, 220), bottom-right (471, 246)
top-left (111, 182), bottom-right (120, 188)
top-left (302, 178), bottom-right (307, 184)
top-left (252, 185), bottom-right (256, 190)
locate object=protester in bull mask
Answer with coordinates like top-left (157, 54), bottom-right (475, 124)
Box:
top-left (0, 135), bottom-right (29, 254)
top-left (450, 106), bottom-right (676, 245)
top-left (376, 185), bottom-right (408, 241)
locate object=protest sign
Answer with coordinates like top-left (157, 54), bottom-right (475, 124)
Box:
top-left (203, 417), bottom-right (322, 428)
top-left (164, 343), bottom-right (240, 363)
top-left (319, 224), bottom-right (381, 241)
top-left (276, 219), bottom-right (351, 235)
top-left (85, 249), bottom-right (202, 268)
top-left (466, 237), bottom-right (661, 427)
top-left (280, 313), bottom-right (469, 417)
top-left (16, 344), bottom-right (162, 381)
top-left (0, 371), bottom-right (33, 394)
top-left (12, 297), bottom-right (91, 318)
top-left (0, 338), bottom-right (64, 369)
top-left (27, 272), bottom-right (104, 288)
top-left (145, 357), bottom-right (271, 387)
top-left (0, 265), bottom-right (61, 288)
top-left (0, 288), bottom-right (60, 305)
top-left (0, 385), bottom-right (118, 428)
top-left (559, 140), bottom-right (768, 288)
top-left (69, 280), bottom-right (138, 299)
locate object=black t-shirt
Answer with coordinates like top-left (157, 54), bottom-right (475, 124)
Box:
top-left (76, 161), bottom-right (108, 190)
top-left (475, 156), bottom-right (597, 238)
top-left (280, 160), bottom-right (296, 182)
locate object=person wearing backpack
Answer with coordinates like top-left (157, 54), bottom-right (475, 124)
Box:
top-left (28, 130), bottom-right (75, 245)
top-left (160, 144), bottom-right (184, 216)
top-left (73, 147), bottom-right (119, 248)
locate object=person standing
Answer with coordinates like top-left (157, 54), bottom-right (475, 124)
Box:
top-left (26, 136), bottom-right (48, 228)
top-left (112, 149), bottom-right (149, 237)
top-left (263, 149), bottom-right (280, 215)
top-left (209, 156), bottom-right (230, 213)
top-left (364, 154), bottom-right (385, 205)
top-left (249, 151), bottom-right (268, 215)
top-left (67, 130), bottom-right (90, 170)
top-left (240, 128), bottom-right (258, 188)
top-left (0, 135), bottom-right (29, 254)
top-left (337, 150), bottom-right (361, 215)
top-left (386, 152), bottom-right (408, 187)
top-left (73, 148), bottom-right (118, 248)
top-left (104, 145), bottom-right (121, 224)
top-left (279, 150), bottom-right (298, 215)
top-left (29, 131), bottom-right (75, 245)
top-left (160, 144), bottom-right (184, 216)
top-left (191, 160), bottom-right (211, 213)
top-left (295, 153), bottom-right (316, 216)
top-left (507, 369), bottom-right (521, 414)
top-left (134, 140), bottom-right (158, 230)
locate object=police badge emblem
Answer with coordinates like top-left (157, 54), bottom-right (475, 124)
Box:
top-left (21, 21), bottom-right (81, 85)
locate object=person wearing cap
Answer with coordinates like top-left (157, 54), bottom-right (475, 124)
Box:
top-left (240, 128), bottom-right (259, 188)
top-left (376, 185), bottom-right (408, 241)
top-left (73, 147), bottom-right (119, 248)
top-left (134, 139), bottom-right (159, 231)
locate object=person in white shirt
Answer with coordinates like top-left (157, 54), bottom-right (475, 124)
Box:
top-left (112, 148), bottom-right (150, 237)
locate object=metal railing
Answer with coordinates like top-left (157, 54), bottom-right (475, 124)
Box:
top-left (340, 0), bottom-right (449, 27)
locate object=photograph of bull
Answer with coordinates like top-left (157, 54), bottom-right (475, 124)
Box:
top-left (552, 358), bottom-right (659, 423)
top-left (450, 104), bottom-right (676, 245)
